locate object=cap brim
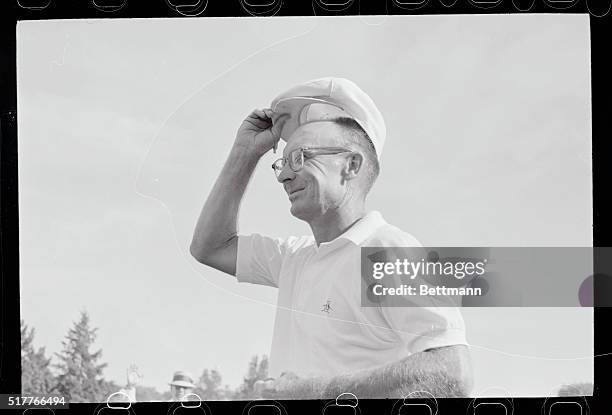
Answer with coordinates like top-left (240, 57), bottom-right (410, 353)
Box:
top-left (271, 97), bottom-right (349, 142)
top-left (169, 381), bottom-right (196, 388)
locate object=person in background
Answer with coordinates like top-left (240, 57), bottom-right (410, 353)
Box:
top-left (115, 364), bottom-right (142, 403)
top-left (168, 370), bottom-right (197, 401)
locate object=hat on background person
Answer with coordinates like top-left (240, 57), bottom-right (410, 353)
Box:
top-left (168, 371), bottom-right (196, 389)
top-left (270, 77), bottom-right (387, 160)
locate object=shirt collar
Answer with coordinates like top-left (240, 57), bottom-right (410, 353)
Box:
top-left (316, 211), bottom-right (386, 251)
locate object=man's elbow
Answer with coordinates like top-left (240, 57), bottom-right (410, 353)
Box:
top-left (189, 240), bottom-right (211, 265)
top-left (450, 348), bottom-right (474, 397)
top-left (453, 367), bottom-right (474, 397)
top-left (425, 345), bottom-right (474, 398)
top-left (422, 364), bottom-right (472, 398)
top-left (189, 235), bottom-right (237, 276)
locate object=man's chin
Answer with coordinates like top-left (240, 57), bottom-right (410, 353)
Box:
top-left (289, 202), bottom-right (303, 219)
top-left (289, 201), bottom-right (313, 222)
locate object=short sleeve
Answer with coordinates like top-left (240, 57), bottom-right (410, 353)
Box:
top-left (382, 305), bottom-right (468, 354)
top-left (368, 226), bottom-right (468, 354)
top-left (236, 234), bottom-right (312, 288)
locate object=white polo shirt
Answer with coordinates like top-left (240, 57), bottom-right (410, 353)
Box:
top-left (236, 211), bottom-right (467, 378)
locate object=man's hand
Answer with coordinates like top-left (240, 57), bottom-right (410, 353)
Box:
top-left (235, 109), bottom-right (289, 158)
top-left (126, 364), bottom-right (142, 388)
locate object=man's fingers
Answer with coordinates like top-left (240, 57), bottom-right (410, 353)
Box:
top-left (245, 117), bottom-right (271, 131)
top-left (270, 114), bottom-right (290, 140)
top-left (245, 109), bottom-right (288, 135)
top-left (252, 108), bottom-right (268, 119)
top-left (245, 109), bottom-right (271, 126)
top-left (262, 108), bottom-right (274, 119)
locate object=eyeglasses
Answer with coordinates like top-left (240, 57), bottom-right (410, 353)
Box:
top-left (271, 146), bottom-right (352, 178)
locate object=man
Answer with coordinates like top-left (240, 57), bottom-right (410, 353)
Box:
top-left (114, 364), bottom-right (142, 403)
top-left (168, 371), bottom-right (196, 401)
top-left (190, 77), bottom-right (473, 399)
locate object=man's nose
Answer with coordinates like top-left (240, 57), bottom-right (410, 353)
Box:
top-left (276, 163), bottom-right (295, 183)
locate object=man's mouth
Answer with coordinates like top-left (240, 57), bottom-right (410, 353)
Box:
top-left (287, 188), bottom-right (304, 199)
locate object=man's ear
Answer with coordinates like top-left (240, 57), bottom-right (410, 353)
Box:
top-left (344, 152), bottom-right (364, 180)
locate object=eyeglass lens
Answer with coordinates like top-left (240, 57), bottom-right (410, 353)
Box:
top-left (273, 148), bottom-right (304, 178)
top-left (289, 149), bottom-right (303, 171)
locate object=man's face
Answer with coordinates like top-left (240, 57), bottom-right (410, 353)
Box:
top-left (171, 385), bottom-right (192, 401)
top-left (277, 121), bottom-right (351, 222)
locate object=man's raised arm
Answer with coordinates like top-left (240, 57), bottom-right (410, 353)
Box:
top-left (189, 109), bottom-right (288, 276)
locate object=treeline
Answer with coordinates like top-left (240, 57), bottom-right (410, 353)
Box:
top-left (21, 310), bottom-right (595, 400)
top-left (21, 310), bottom-right (270, 402)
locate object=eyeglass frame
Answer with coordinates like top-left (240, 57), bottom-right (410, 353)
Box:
top-left (271, 146), bottom-right (354, 178)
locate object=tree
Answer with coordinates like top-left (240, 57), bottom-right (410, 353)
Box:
top-left (193, 369), bottom-right (223, 400)
top-left (21, 320), bottom-right (56, 394)
top-left (558, 382), bottom-right (593, 396)
top-left (220, 384), bottom-right (235, 401)
top-left (234, 355), bottom-right (269, 399)
top-left (54, 310), bottom-right (113, 402)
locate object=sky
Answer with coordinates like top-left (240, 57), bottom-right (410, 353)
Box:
top-left (17, 14), bottom-right (593, 398)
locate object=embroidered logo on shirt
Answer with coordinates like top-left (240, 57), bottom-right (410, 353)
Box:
top-left (321, 300), bottom-right (333, 314)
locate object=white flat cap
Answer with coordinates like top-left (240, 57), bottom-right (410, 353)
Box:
top-left (270, 77), bottom-right (386, 160)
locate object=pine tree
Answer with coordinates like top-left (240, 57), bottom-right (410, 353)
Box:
top-left (21, 320), bottom-right (56, 394)
top-left (235, 355), bottom-right (269, 399)
top-left (54, 310), bottom-right (112, 402)
top-left (193, 369), bottom-right (223, 400)
top-left (256, 356), bottom-right (268, 381)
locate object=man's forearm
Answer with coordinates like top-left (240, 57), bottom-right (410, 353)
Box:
top-left (278, 345), bottom-right (472, 399)
top-left (322, 345), bottom-right (472, 399)
top-left (190, 144), bottom-right (260, 260)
